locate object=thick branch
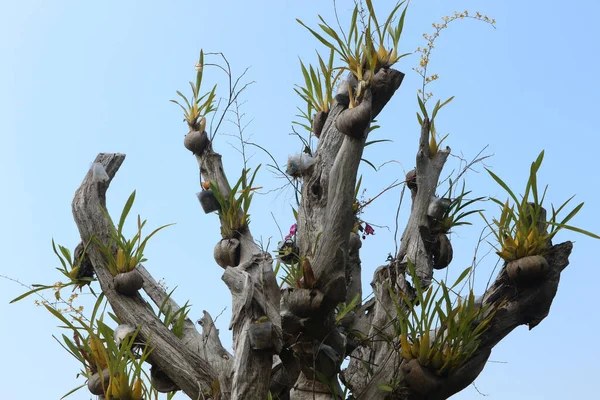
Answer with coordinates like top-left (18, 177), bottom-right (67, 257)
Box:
top-left (397, 118), bottom-right (450, 287)
top-left (344, 242), bottom-right (573, 399)
top-left (196, 148), bottom-right (282, 400)
top-left (72, 153), bottom-right (216, 399)
top-left (138, 265), bottom-right (233, 380)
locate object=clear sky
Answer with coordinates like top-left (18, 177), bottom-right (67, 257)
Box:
top-left (1, 0), bottom-right (599, 399)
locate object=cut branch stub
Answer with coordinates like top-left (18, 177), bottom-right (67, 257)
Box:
top-left (369, 68), bottom-right (405, 119)
top-left (281, 287), bottom-right (325, 318)
top-left (397, 117), bottom-right (451, 287)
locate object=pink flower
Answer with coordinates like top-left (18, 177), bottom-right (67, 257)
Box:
top-left (285, 223), bottom-right (298, 240)
top-left (362, 223), bottom-right (375, 239)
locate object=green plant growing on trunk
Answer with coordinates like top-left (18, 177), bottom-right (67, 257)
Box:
top-left (388, 263), bottom-right (496, 377)
top-left (97, 191), bottom-right (172, 276)
top-left (298, 0), bottom-right (410, 107)
top-left (210, 166), bottom-right (261, 239)
top-left (44, 295), bottom-right (154, 399)
top-left (482, 151), bottom-right (600, 262)
top-left (171, 49), bottom-right (218, 132)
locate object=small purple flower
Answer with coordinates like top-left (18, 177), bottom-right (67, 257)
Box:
top-left (285, 223), bottom-right (298, 240)
top-left (362, 223), bottom-right (375, 239)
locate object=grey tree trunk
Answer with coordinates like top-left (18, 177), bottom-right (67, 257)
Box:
top-left (70, 66), bottom-right (574, 400)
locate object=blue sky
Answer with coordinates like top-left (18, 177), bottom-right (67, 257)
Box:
top-left (1, 0), bottom-right (599, 399)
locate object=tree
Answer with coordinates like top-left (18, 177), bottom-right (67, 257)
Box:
top-left (7, 1), bottom-right (599, 400)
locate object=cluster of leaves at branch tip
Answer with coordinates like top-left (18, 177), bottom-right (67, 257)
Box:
top-left (481, 150), bottom-right (600, 263)
top-left (96, 190), bottom-right (173, 277)
top-left (46, 294), bottom-right (153, 399)
top-left (209, 166), bottom-right (261, 239)
top-left (386, 262), bottom-right (498, 380)
top-left (171, 49), bottom-right (217, 132)
top-left (298, 0), bottom-right (410, 110)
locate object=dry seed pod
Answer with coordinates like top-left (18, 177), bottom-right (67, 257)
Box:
top-left (183, 130), bottom-right (209, 155)
top-left (214, 238), bottom-right (241, 268)
top-left (88, 369), bottom-right (111, 396)
top-left (114, 269), bottom-right (143, 296)
top-left (506, 255), bottom-right (549, 283)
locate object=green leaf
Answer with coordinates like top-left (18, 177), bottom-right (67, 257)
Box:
top-left (60, 383), bottom-right (86, 400)
top-left (451, 267), bottom-right (471, 289)
top-left (297, 19), bottom-right (338, 54)
top-left (365, 139), bottom-right (392, 147)
top-left (378, 384), bottom-right (394, 392)
top-left (486, 168), bottom-right (520, 206)
top-left (118, 191), bottom-right (136, 234)
top-left (354, 175), bottom-right (362, 199)
top-left (361, 158), bottom-right (378, 171)
top-left (10, 285), bottom-right (53, 303)
top-left (546, 221), bottom-right (600, 239)
top-left (417, 95), bottom-right (428, 119)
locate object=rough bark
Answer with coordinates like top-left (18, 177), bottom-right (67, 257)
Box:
top-left (342, 239), bottom-right (573, 399)
top-left (196, 148), bottom-right (283, 400)
top-left (397, 118), bottom-right (450, 287)
top-left (72, 153), bottom-right (217, 399)
top-left (287, 68), bottom-right (404, 399)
